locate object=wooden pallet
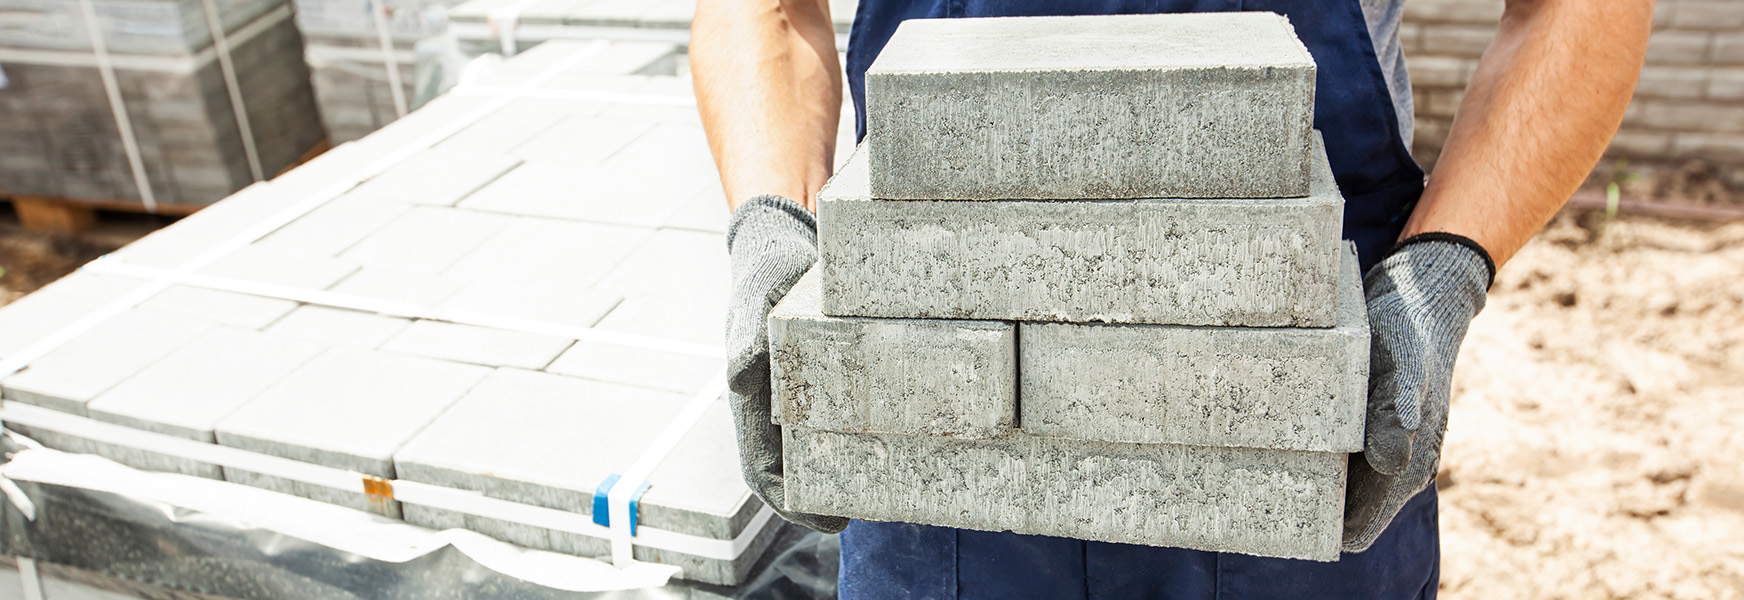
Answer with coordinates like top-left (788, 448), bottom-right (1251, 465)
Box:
top-left (5, 139), bottom-right (332, 234)
top-left (5, 195), bottom-right (203, 234)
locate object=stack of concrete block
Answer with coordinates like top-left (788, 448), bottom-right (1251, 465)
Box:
top-left (445, 0), bottom-right (858, 56)
top-left (0, 0), bottom-right (324, 207)
top-left (291, 0), bottom-right (463, 142)
top-left (0, 41), bottom-right (788, 586)
top-left (770, 13), bottom-right (1369, 561)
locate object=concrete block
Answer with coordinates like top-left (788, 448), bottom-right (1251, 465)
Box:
top-left (593, 229), bottom-right (730, 300)
top-left (819, 140), bottom-right (1344, 327)
top-left (346, 148), bottom-right (522, 207)
top-left (327, 267), bottom-right (472, 306)
top-left (445, 218), bottom-right (651, 289)
top-left (1020, 245), bottom-right (1367, 452)
top-left (263, 305), bottom-right (413, 348)
top-left (784, 426), bottom-right (1346, 561)
top-left (769, 268), bottom-right (1016, 439)
top-left (392, 369), bottom-right (771, 585)
top-left (6, 421), bottom-right (223, 480)
top-left (866, 13), bottom-right (1316, 200)
top-left (442, 281), bottom-right (622, 329)
top-left (136, 286), bottom-right (300, 330)
top-left (1, 310), bottom-right (215, 415)
top-left (86, 328), bottom-right (327, 440)
top-left (594, 293), bottom-right (727, 347)
top-left (339, 207), bottom-right (515, 274)
top-left (198, 245), bottom-right (360, 289)
top-left (507, 116), bottom-right (655, 164)
top-left (544, 340), bottom-right (723, 395)
top-left (380, 321), bottom-right (574, 369)
top-left (458, 158), bottom-right (705, 228)
top-left (0, 290), bottom-right (111, 357)
top-left (214, 348), bottom-right (491, 478)
top-left (438, 108), bottom-right (569, 155)
top-left (661, 188), bottom-right (729, 234)
top-left (250, 197), bottom-right (411, 258)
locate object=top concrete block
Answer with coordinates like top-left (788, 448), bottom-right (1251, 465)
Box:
top-left (866, 12), bottom-right (1316, 200)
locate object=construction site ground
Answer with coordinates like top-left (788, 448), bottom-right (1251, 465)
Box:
top-left (0, 205), bottom-right (1738, 598)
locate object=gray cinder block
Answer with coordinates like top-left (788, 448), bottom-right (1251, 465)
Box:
top-left (769, 267), bottom-right (1016, 439)
top-left (866, 13), bottom-right (1316, 200)
top-left (819, 137), bottom-right (1344, 327)
top-left (1021, 244), bottom-right (1368, 452)
top-left (784, 426), bottom-right (1346, 561)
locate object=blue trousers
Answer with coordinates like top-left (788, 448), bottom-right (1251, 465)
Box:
top-left (840, 486), bottom-right (1439, 600)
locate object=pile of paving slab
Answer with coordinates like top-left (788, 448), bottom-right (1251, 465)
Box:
top-left (0, 0), bottom-right (324, 207)
top-left (769, 12), bottom-right (1369, 561)
top-left (292, 0), bottom-right (464, 143)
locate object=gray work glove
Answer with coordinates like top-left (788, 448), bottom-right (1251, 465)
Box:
top-left (1344, 233), bottom-right (1495, 552)
top-left (724, 194), bottom-right (849, 534)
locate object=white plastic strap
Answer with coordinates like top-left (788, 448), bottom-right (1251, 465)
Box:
top-left (370, 0), bottom-right (409, 117)
top-left (76, 0), bottom-right (156, 212)
top-left (79, 258), bottom-right (726, 360)
top-left (199, 0), bottom-right (264, 182)
top-left (0, 403), bottom-right (768, 562)
top-left (17, 558), bottom-right (43, 600)
top-left (606, 372), bottom-right (728, 567)
top-left (453, 86), bottom-right (697, 107)
top-left (0, 40), bottom-right (613, 386)
top-left (488, 0), bottom-right (545, 58)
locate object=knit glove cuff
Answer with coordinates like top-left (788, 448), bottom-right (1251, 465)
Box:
top-left (724, 194), bottom-right (818, 397)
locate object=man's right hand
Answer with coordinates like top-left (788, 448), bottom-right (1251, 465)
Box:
top-left (724, 194), bottom-right (849, 534)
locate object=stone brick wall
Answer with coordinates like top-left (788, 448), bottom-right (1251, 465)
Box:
top-left (1404, 0), bottom-right (1744, 194)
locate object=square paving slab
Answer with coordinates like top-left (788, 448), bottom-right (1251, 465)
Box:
top-left (866, 13), bottom-right (1316, 200)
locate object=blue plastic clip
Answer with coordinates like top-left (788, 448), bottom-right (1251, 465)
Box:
top-left (591, 474), bottom-right (653, 536)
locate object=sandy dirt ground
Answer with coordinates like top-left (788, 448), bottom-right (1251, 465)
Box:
top-left (0, 208), bottom-right (1740, 599)
top-left (1440, 213), bottom-right (1744, 599)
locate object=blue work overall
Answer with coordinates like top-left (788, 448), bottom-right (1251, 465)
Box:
top-left (837, 1), bottom-right (1439, 599)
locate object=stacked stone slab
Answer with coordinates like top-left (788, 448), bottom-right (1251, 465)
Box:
top-left (0, 0), bottom-right (324, 207)
top-left (291, 0), bottom-right (463, 142)
top-left (771, 13), bottom-right (1369, 561)
top-left (0, 42), bottom-right (788, 586)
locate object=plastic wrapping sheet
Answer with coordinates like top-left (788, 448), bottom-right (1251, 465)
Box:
top-left (0, 443), bottom-right (839, 599)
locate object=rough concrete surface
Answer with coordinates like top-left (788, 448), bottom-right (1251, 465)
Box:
top-left (1020, 245), bottom-right (1369, 452)
top-left (769, 267), bottom-right (1017, 439)
top-left (393, 370), bottom-right (767, 586)
top-left (214, 348), bottom-right (491, 477)
top-left (820, 139), bottom-right (1343, 326)
top-left (867, 12), bottom-right (1315, 200)
top-left (86, 327), bottom-right (327, 441)
top-left (784, 426), bottom-right (1346, 561)
top-left (1, 310), bottom-right (215, 415)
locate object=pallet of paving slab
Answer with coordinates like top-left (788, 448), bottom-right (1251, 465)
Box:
top-left (0, 42), bottom-right (786, 584)
top-left (0, 2), bottom-right (325, 210)
top-left (3, 194), bottom-right (204, 234)
top-left (4, 136), bottom-right (327, 234)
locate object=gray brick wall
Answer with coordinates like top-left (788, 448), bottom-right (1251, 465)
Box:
top-left (1404, 0), bottom-right (1744, 191)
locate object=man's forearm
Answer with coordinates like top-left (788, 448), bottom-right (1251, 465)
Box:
top-left (692, 0), bottom-right (842, 211)
top-left (1404, 0), bottom-right (1651, 267)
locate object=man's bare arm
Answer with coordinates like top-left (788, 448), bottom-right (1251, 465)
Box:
top-left (1403, 0), bottom-right (1652, 267)
top-left (692, 0), bottom-right (842, 212)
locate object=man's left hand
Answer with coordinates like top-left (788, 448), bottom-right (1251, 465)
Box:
top-left (1344, 233), bottom-right (1495, 552)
